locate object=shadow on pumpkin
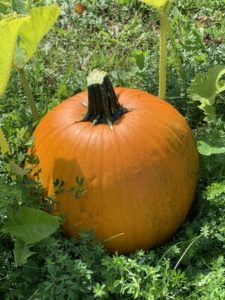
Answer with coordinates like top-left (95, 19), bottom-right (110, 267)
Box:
top-left (49, 157), bottom-right (105, 243)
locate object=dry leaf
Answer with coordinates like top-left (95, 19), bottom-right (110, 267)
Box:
top-left (74, 3), bottom-right (85, 14)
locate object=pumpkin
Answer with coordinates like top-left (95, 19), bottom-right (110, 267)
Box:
top-left (30, 70), bottom-right (199, 253)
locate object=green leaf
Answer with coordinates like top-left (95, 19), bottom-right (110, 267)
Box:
top-left (133, 49), bottom-right (147, 70)
top-left (3, 207), bottom-right (60, 244)
top-left (0, 1), bottom-right (9, 14)
top-left (197, 129), bottom-right (225, 156)
top-left (197, 128), bottom-right (225, 156)
top-left (0, 194), bottom-right (8, 216)
top-left (14, 239), bottom-right (34, 266)
top-left (13, 45), bottom-right (27, 69)
top-left (11, 0), bottom-right (27, 14)
top-left (188, 65), bottom-right (225, 122)
top-left (117, 0), bottom-right (129, 4)
top-left (198, 141), bottom-right (225, 156)
top-left (206, 182), bottom-right (225, 200)
top-left (139, 0), bottom-right (169, 8)
top-left (0, 128), bottom-right (27, 178)
top-left (9, 161), bottom-right (30, 176)
top-left (18, 5), bottom-right (60, 64)
top-left (0, 16), bottom-right (29, 96)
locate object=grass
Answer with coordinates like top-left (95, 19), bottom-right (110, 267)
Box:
top-left (0, 0), bottom-right (225, 299)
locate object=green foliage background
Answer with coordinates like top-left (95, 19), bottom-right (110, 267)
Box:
top-left (0, 0), bottom-right (225, 299)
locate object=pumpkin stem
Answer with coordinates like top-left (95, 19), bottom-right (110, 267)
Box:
top-left (82, 70), bottom-right (129, 128)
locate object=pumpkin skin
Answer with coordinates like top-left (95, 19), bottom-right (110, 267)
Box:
top-left (31, 87), bottom-right (199, 253)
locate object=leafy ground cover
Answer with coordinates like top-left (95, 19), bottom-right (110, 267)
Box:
top-left (0, 0), bottom-right (225, 299)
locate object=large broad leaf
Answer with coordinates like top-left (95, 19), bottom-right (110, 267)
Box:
top-left (3, 207), bottom-right (60, 244)
top-left (14, 239), bottom-right (34, 266)
top-left (18, 5), bottom-right (60, 64)
top-left (188, 65), bottom-right (225, 121)
top-left (0, 16), bottom-right (29, 96)
top-left (139, 0), bottom-right (169, 8)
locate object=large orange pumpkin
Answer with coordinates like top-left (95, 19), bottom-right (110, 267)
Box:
top-left (31, 70), bottom-right (199, 253)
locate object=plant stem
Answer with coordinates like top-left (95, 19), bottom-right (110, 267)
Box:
top-left (18, 68), bottom-right (39, 122)
top-left (159, 5), bottom-right (169, 99)
top-left (174, 235), bottom-right (202, 270)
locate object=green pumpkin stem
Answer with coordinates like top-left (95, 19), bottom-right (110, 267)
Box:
top-left (83, 70), bottom-right (128, 128)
